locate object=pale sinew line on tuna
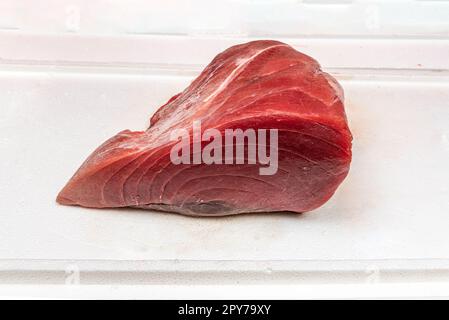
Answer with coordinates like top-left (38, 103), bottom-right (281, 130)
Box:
top-left (170, 120), bottom-right (279, 176)
top-left (57, 40), bottom-right (352, 216)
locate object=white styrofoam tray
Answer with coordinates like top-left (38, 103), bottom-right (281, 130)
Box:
top-left (1, 33), bottom-right (449, 284)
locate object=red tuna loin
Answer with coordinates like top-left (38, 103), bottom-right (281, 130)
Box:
top-left (57, 40), bottom-right (352, 216)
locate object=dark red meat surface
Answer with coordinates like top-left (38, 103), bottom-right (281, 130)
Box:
top-left (57, 40), bottom-right (352, 216)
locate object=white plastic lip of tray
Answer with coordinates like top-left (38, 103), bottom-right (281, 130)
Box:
top-left (2, 0), bottom-right (449, 38)
top-left (1, 31), bottom-right (449, 284)
top-left (2, 259), bottom-right (449, 285)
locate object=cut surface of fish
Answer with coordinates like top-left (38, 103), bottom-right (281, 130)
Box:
top-left (57, 40), bottom-right (352, 217)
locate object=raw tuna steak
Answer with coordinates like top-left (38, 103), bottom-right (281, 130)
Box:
top-left (57, 40), bottom-right (352, 216)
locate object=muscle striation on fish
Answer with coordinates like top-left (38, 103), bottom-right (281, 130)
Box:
top-left (57, 40), bottom-right (352, 216)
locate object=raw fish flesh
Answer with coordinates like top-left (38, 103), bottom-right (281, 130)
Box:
top-left (57, 40), bottom-right (352, 216)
